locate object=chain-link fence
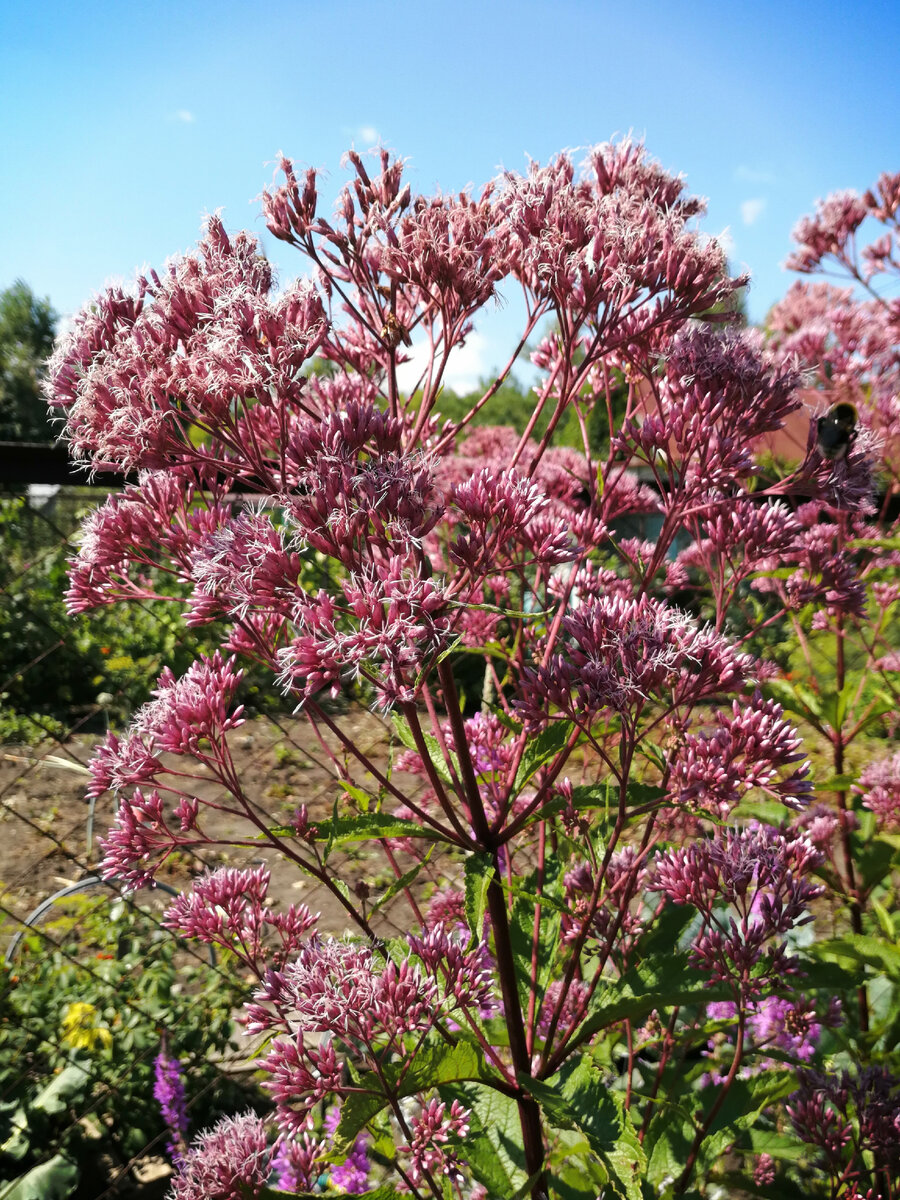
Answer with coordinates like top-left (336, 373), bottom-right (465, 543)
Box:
top-left (0, 468), bottom-right (401, 1198)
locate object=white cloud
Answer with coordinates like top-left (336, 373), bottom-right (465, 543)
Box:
top-left (715, 227), bottom-right (736, 257)
top-left (735, 164), bottom-right (775, 185)
top-left (174, 109), bottom-right (196, 123)
top-left (396, 330), bottom-right (493, 397)
top-left (740, 197), bottom-right (766, 226)
top-left (341, 123), bottom-right (381, 147)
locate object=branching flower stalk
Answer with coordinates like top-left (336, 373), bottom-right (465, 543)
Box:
top-left (47, 142), bottom-right (900, 1199)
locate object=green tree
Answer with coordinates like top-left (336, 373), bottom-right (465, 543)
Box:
top-left (0, 280), bottom-right (58, 442)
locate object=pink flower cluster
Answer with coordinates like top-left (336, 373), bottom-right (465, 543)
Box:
top-left (163, 865), bottom-right (317, 975)
top-left (651, 825), bottom-right (822, 991)
top-left (856, 750), bottom-right (900, 830)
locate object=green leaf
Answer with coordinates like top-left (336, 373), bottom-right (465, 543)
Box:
top-left (464, 852), bottom-right (494, 941)
top-left (815, 773), bottom-right (856, 792)
top-left (526, 1057), bottom-right (646, 1200)
top-left (746, 1127), bottom-right (808, 1163)
top-left (32, 1063), bottom-right (92, 1116)
top-left (337, 778), bottom-right (375, 812)
top-left (764, 678), bottom-right (823, 724)
top-left (391, 713), bottom-right (458, 785)
top-left (693, 1072), bottom-right (796, 1178)
top-left (574, 955), bottom-right (731, 1046)
top-left (512, 721), bottom-right (575, 793)
top-left (872, 898), bottom-right (896, 939)
top-left (847, 535), bottom-right (900, 551)
top-left (461, 1084), bottom-right (529, 1196)
top-left (371, 848), bottom-right (434, 915)
top-left (0, 1156), bottom-right (79, 1200)
top-left (811, 934), bottom-right (900, 978)
top-left (310, 812), bottom-right (450, 846)
top-left (852, 835), bottom-right (899, 891)
top-left (331, 1041), bottom-right (499, 1158)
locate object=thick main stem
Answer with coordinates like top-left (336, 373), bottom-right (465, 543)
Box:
top-left (437, 661), bottom-right (548, 1199)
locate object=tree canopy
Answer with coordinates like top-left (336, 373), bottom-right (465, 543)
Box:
top-left (0, 280), bottom-right (57, 442)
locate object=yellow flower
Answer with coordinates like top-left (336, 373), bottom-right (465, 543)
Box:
top-left (60, 1001), bottom-right (113, 1052)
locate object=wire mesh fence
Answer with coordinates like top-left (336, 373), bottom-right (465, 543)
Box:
top-left (0, 472), bottom-right (402, 1197)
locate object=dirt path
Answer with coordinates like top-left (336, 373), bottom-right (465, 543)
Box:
top-left (0, 706), bottom-right (426, 949)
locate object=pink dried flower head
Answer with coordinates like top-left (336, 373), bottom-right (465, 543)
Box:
top-left (753, 1153), bottom-right (776, 1186)
top-left (257, 1035), bottom-right (343, 1131)
top-left (284, 402), bottom-right (443, 567)
top-left (787, 189), bottom-right (869, 274)
top-left (789, 1067), bottom-right (900, 1166)
top-left (538, 978), bottom-right (592, 1038)
top-left (253, 936), bottom-right (438, 1044)
top-left (163, 866), bottom-right (317, 974)
top-left (169, 1112), bottom-right (269, 1200)
top-left (100, 788), bottom-right (181, 889)
top-left (448, 468), bottom-right (578, 572)
top-left (795, 803), bottom-right (844, 849)
top-left (668, 693), bottom-right (811, 818)
top-left (517, 593), bottom-right (754, 727)
top-left (401, 1097), bottom-right (471, 1186)
top-left (620, 327), bottom-right (801, 488)
top-left (650, 825), bottom-right (822, 990)
top-left (134, 652), bottom-right (244, 754)
top-left (276, 560), bottom-right (452, 708)
top-left (47, 217), bottom-right (326, 474)
top-left (271, 1130), bottom-right (328, 1194)
top-left (499, 140), bottom-right (739, 344)
top-left (407, 924), bottom-right (496, 1014)
top-left (856, 750), bottom-right (900, 830)
top-left (561, 848), bottom-right (647, 951)
top-left (865, 170), bottom-right (900, 222)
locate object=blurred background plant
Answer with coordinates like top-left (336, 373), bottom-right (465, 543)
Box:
top-left (0, 890), bottom-right (259, 1199)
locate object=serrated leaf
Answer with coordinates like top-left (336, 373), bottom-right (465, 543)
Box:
top-left (313, 812), bottom-right (450, 846)
top-left (461, 1084), bottom-right (529, 1196)
top-left (331, 1041), bottom-right (498, 1158)
top-left (526, 1057), bottom-right (646, 1200)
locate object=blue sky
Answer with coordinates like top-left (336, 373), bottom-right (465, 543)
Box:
top-left (2, 0), bottom-right (899, 389)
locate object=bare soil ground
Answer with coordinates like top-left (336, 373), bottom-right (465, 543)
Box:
top-left (0, 705), bottom-right (424, 948)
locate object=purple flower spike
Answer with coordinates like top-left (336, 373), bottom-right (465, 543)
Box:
top-left (153, 1051), bottom-right (189, 1163)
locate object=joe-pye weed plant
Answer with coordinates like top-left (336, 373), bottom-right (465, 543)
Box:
top-left (45, 141), bottom-right (897, 1198)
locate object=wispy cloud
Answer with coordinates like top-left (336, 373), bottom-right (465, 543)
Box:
top-left (740, 197), bottom-right (767, 226)
top-left (341, 123), bottom-right (381, 147)
top-left (715, 228), bottom-right (736, 257)
top-left (174, 109), bottom-right (196, 124)
top-left (396, 330), bottom-right (493, 397)
top-left (735, 164), bottom-right (775, 185)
